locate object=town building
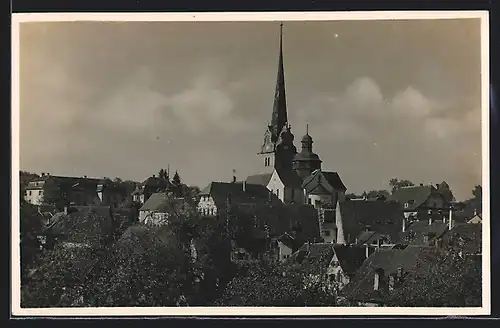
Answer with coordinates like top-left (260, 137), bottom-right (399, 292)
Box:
top-left (138, 192), bottom-right (197, 226)
top-left (24, 173), bottom-right (102, 207)
top-left (387, 184), bottom-right (449, 219)
top-left (131, 175), bottom-right (170, 204)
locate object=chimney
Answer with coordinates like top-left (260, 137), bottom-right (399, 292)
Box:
top-left (153, 174), bottom-right (156, 178)
top-left (242, 181), bottom-right (246, 192)
top-left (232, 176), bottom-right (236, 183)
top-left (420, 183), bottom-right (423, 186)
top-left (84, 175), bottom-right (87, 178)
top-left (41, 172), bottom-right (45, 177)
top-left (373, 271), bottom-right (380, 291)
top-left (436, 183), bottom-right (441, 190)
top-left (448, 207), bottom-right (453, 230)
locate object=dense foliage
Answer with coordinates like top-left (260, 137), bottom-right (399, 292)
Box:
top-left (214, 261), bottom-right (337, 306)
top-left (382, 251), bottom-right (481, 307)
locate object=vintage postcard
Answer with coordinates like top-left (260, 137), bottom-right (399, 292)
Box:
top-left (11, 11), bottom-right (490, 316)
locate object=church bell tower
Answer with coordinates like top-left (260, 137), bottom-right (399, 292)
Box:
top-left (258, 23), bottom-right (297, 173)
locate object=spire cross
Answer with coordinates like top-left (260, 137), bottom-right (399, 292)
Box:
top-left (306, 124), bottom-right (309, 135)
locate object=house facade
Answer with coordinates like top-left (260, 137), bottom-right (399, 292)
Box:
top-left (132, 175), bottom-right (169, 205)
top-left (387, 184), bottom-right (449, 219)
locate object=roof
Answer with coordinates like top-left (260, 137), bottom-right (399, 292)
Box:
top-left (354, 230), bottom-right (389, 246)
top-left (395, 220), bottom-right (449, 246)
top-left (232, 203), bottom-right (321, 251)
top-left (199, 181), bottom-right (276, 210)
top-left (287, 243), bottom-right (366, 277)
top-left (245, 173), bottom-right (272, 186)
top-left (333, 244), bottom-right (369, 276)
top-left (338, 200), bottom-right (405, 243)
top-left (275, 168), bottom-right (303, 188)
top-left (302, 169), bottom-right (347, 195)
top-left (43, 206), bottom-right (114, 246)
top-left (277, 232), bottom-right (296, 249)
top-left (387, 185), bottom-right (434, 210)
top-left (442, 223), bottom-right (482, 254)
top-left (26, 175), bottom-right (102, 190)
top-left (342, 246), bottom-right (439, 303)
top-left (139, 192), bottom-right (170, 211)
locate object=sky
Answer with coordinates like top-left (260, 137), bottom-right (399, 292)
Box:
top-left (18, 18), bottom-right (482, 201)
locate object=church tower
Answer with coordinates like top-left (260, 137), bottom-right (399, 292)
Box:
top-left (293, 125), bottom-right (322, 179)
top-left (258, 23), bottom-right (297, 173)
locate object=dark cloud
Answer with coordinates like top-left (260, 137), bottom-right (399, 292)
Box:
top-left (18, 18), bottom-right (482, 200)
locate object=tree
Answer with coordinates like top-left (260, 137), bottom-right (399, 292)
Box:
top-left (389, 178), bottom-right (415, 194)
top-left (438, 181), bottom-right (455, 203)
top-left (171, 171), bottom-right (183, 197)
top-left (158, 169), bottom-right (170, 181)
top-left (366, 190), bottom-right (390, 199)
top-left (20, 200), bottom-right (44, 283)
top-left (382, 250), bottom-right (481, 307)
top-left (214, 261), bottom-right (337, 306)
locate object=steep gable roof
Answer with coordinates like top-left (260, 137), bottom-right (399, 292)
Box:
top-left (387, 185), bottom-right (434, 210)
top-left (302, 169), bottom-right (347, 194)
top-left (245, 173), bottom-right (272, 186)
top-left (342, 246), bottom-right (438, 303)
top-left (275, 168), bottom-right (303, 188)
top-left (199, 181), bottom-right (274, 210)
top-left (333, 244), bottom-right (369, 276)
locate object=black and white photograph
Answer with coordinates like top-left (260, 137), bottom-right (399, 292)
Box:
top-left (11, 11), bottom-right (490, 316)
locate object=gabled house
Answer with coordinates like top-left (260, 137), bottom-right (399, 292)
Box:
top-left (139, 192), bottom-right (197, 226)
top-left (387, 184), bottom-right (448, 219)
top-left (341, 246), bottom-right (440, 306)
top-left (132, 175), bottom-right (170, 204)
top-left (302, 169), bottom-right (347, 207)
top-left (468, 213), bottom-right (482, 224)
top-left (286, 243), bottom-right (369, 292)
top-left (197, 181), bottom-right (280, 218)
top-left (277, 232), bottom-right (296, 262)
top-left (266, 168), bottom-right (304, 204)
top-left (245, 173), bottom-right (273, 187)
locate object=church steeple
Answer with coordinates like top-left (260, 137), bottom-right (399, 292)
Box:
top-left (270, 23), bottom-right (288, 143)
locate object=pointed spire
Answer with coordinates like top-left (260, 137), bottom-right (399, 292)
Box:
top-left (306, 124), bottom-right (309, 135)
top-left (270, 22), bottom-right (288, 143)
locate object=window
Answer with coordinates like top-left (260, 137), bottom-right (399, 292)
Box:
top-left (324, 230), bottom-right (331, 237)
top-left (265, 157), bottom-right (271, 167)
top-left (308, 198), bottom-right (312, 205)
top-left (404, 203), bottom-right (409, 208)
top-left (29, 191), bottom-right (32, 196)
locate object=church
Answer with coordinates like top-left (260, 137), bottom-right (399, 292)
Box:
top-left (245, 24), bottom-right (347, 209)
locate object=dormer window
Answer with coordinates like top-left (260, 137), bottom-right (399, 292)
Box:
top-left (404, 203), bottom-right (409, 209)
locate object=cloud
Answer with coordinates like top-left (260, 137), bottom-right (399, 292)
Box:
top-left (297, 77), bottom-right (481, 200)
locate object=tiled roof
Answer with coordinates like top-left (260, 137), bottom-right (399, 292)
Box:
top-left (342, 246), bottom-right (439, 303)
top-left (199, 181), bottom-right (275, 210)
top-left (27, 175), bottom-right (102, 191)
top-left (245, 173), bottom-right (272, 186)
top-left (277, 232), bottom-right (296, 249)
top-left (302, 169), bottom-right (347, 193)
top-left (333, 244), bottom-right (369, 276)
top-left (442, 223), bottom-right (482, 254)
top-left (287, 243), bottom-right (366, 277)
top-left (338, 200), bottom-right (405, 243)
top-left (387, 185), bottom-right (434, 210)
top-left (276, 168), bottom-right (303, 188)
top-left (395, 220), bottom-right (449, 246)
top-left (139, 192), bottom-right (170, 211)
top-left (44, 206), bottom-right (114, 245)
